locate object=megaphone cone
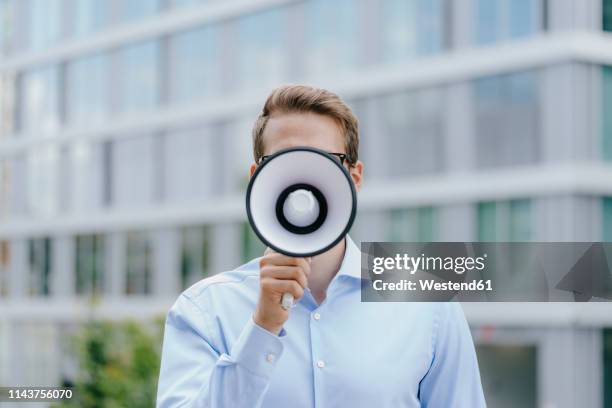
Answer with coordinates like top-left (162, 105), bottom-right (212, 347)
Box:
top-left (246, 146), bottom-right (357, 257)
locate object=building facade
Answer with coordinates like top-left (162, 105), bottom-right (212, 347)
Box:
top-left (0, 0), bottom-right (612, 406)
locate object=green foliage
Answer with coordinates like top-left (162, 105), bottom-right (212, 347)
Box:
top-left (57, 318), bottom-right (164, 408)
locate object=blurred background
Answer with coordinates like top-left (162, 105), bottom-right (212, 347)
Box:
top-left (0, 0), bottom-right (612, 407)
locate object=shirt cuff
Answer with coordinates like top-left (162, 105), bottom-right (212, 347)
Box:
top-left (229, 317), bottom-right (285, 378)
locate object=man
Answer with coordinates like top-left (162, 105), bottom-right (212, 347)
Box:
top-left (157, 85), bottom-right (486, 407)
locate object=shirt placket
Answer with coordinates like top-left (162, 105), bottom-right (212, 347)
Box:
top-left (309, 300), bottom-right (325, 408)
top-left (306, 276), bottom-right (348, 408)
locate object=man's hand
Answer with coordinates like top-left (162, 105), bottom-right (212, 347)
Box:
top-left (254, 248), bottom-right (311, 335)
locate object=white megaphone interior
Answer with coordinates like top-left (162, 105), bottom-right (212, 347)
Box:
top-left (250, 150), bottom-right (354, 255)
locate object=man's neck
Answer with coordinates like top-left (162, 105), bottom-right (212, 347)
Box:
top-left (308, 238), bottom-right (347, 305)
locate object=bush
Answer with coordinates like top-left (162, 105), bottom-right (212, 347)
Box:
top-left (56, 319), bottom-right (164, 408)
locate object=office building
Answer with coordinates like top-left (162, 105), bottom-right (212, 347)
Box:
top-left (1, 0), bottom-right (611, 406)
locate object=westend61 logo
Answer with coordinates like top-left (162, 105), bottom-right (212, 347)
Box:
top-left (371, 253), bottom-right (487, 275)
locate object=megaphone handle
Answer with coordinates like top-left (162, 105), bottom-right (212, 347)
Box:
top-left (281, 292), bottom-right (294, 310)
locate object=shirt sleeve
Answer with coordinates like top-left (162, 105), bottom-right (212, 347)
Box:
top-left (156, 294), bottom-right (285, 408)
top-left (418, 303), bottom-right (487, 408)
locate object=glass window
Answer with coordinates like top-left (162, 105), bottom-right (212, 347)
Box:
top-left (0, 241), bottom-right (8, 297)
top-left (14, 322), bottom-right (59, 386)
top-left (111, 135), bottom-right (156, 208)
top-left (118, 41), bottom-right (160, 114)
top-left (70, 141), bottom-right (106, 212)
top-left (26, 146), bottom-right (60, 216)
top-left (0, 73), bottom-right (17, 136)
top-left (604, 198), bottom-right (612, 241)
top-left (0, 155), bottom-right (26, 217)
top-left (476, 344), bottom-right (537, 407)
top-left (21, 66), bottom-right (61, 133)
top-left (603, 66), bottom-right (612, 161)
top-left (75, 234), bottom-right (105, 296)
top-left (388, 207), bottom-right (436, 242)
top-left (0, 0), bottom-right (17, 56)
top-left (380, 0), bottom-right (445, 63)
top-left (476, 0), bottom-right (498, 45)
top-left (180, 226), bottom-right (210, 289)
top-left (171, 0), bottom-right (208, 8)
top-left (242, 222), bottom-right (265, 264)
top-left (378, 88), bottom-right (444, 177)
top-left (67, 54), bottom-right (110, 125)
top-left (164, 127), bottom-right (218, 203)
top-left (21, 66), bottom-right (61, 217)
top-left (238, 8), bottom-right (287, 90)
top-left (0, 161), bottom-right (7, 219)
top-left (605, 328), bottom-right (612, 408)
top-left (474, 71), bottom-right (540, 168)
top-left (305, 0), bottom-right (358, 78)
top-left (125, 231), bottom-right (152, 295)
top-left (28, 237), bottom-right (52, 296)
top-left (0, 161), bottom-right (8, 219)
top-left (605, 0), bottom-right (612, 32)
top-left (478, 200), bottom-right (535, 293)
top-left (73, 0), bottom-right (110, 38)
top-left (478, 199), bottom-right (532, 241)
top-left (170, 26), bottom-right (221, 104)
top-left (19, 54), bottom-right (61, 217)
top-left (508, 0), bottom-right (540, 38)
top-left (228, 118), bottom-right (258, 193)
top-left (118, 0), bottom-right (160, 23)
top-left (27, 0), bottom-right (62, 51)
top-left (475, 0), bottom-right (542, 45)
top-left (66, 55), bottom-right (110, 212)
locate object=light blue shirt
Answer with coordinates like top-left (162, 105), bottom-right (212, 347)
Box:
top-left (157, 237), bottom-right (486, 407)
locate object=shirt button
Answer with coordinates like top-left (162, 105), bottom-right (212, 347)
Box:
top-left (313, 312), bottom-right (321, 321)
top-left (317, 360), bottom-right (325, 368)
top-left (266, 353), bottom-right (275, 363)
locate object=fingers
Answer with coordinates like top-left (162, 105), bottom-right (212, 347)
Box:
top-left (260, 265), bottom-right (308, 289)
top-left (260, 277), bottom-right (304, 300)
top-left (260, 251), bottom-right (311, 272)
top-left (259, 249), bottom-right (312, 302)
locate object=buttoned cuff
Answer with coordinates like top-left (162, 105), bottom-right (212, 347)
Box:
top-left (229, 317), bottom-right (286, 378)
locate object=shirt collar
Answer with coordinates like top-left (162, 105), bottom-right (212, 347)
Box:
top-left (336, 235), bottom-right (362, 280)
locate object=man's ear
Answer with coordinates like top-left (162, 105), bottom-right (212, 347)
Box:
top-left (349, 161), bottom-right (364, 192)
top-left (249, 162), bottom-right (258, 179)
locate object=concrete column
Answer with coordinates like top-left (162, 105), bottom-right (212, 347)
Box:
top-left (439, 81), bottom-right (476, 242)
top-left (444, 82), bottom-right (474, 173)
top-left (540, 64), bottom-right (577, 163)
top-left (286, 1), bottom-right (306, 80)
top-left (210, 223), bottom-right (241, 274)
top-left (152, 228), bottom-right (181, 296)
top-left (50, 234), bottom-right (74, 298)
top-left (351, 211), bottom-right (389, 245)
top-left (0, 320), bottom-right (9, 384)
top-left (438, 204), bottom-right (476, 242)
top-left (106, 231), bottom-right (126, 297)
top-left (539, 328), bottom-right (602, 408)
top-left (356, 98), bottom-right (386, 180)
top-left (535, 196), bottom-right (601, 242)
top-left (547, 0), bottom-right (602, 31)
top-left (450, 0), bottom-right (474, 49)
top-left (8, 238), bottom-right (27, 298)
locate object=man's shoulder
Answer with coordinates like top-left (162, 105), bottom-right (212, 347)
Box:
top-left (180, 257), bottom-right (261, 304)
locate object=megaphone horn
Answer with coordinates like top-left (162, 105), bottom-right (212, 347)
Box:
top-left (246, 146), bottom-right (357, 309)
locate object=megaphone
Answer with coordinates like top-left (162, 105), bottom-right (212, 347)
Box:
top-left (246, 146), bottom-right (357, 309)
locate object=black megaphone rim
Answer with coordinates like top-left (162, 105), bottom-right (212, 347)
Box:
top-left (245, 146), bottom-right (357, 257)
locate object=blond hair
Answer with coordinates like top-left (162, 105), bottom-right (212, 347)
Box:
top-left (252, 85), bottom-right (359, 165)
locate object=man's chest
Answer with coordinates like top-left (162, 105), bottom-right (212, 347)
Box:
top-left (262, 301), bottom-right (437, 408)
